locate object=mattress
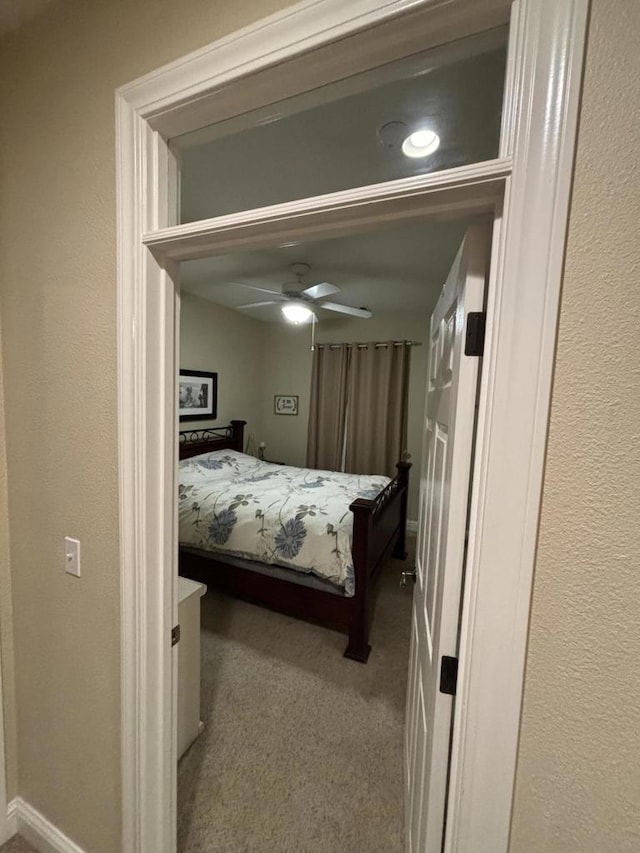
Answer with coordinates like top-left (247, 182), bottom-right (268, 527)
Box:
top-left (178, 450), bottom-right (389, 596)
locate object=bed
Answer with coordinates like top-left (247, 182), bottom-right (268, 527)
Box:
top-left (178, 420), bottom-right (410, 662)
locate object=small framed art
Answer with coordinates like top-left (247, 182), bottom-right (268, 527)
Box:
top-left (274, 395), bottom-right (298, 416)
top-left (179, 370), bottom-right (218, 421)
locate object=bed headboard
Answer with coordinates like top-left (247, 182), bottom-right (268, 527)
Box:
top-left (179, 420), bottom-right (246, 460)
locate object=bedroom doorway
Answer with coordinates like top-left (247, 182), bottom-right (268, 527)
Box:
top-left (173, 214), bottom-right (491, 851)
top-left (116, 1), bottom-right (588, 851)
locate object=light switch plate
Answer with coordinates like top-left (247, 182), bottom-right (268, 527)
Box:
top-left (64, 537), bottom-right (81, 577)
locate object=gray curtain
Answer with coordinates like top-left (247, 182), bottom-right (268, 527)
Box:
top-left (306, 344), bottom-right (350, 470)
top-left (344, 342), bottom-right (411, 477)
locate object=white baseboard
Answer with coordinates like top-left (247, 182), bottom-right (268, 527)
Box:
top-left (7, 798), bottom-right (85, 853)
top-left (5, 799), bottom-right (17, 840)
top-left (406, 519), bottom-right (418, 535)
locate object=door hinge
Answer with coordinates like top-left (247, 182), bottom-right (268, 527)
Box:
top-left (465, 312), bottom-right (486, 357)
top-left (171, 624), bottom-right (181, 647)
top-left (439, 655), bottom-right (458, 696)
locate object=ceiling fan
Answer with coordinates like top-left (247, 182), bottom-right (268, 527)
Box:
top-left (234, 263), bottom-right (372, 323)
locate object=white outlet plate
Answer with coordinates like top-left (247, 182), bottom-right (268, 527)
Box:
top-left (64, 537), bottom-right (81, 577)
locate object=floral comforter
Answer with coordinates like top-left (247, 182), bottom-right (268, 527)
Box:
top-left (178, 450), bottom-right (389, 596)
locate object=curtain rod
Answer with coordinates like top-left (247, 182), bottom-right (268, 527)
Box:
top-left (312, 340), bottom-right (422, 350)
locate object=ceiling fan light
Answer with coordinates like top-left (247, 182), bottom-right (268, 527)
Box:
top-left (282, 302), bottom-right (313, 324)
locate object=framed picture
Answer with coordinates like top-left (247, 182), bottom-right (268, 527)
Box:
top-left (179, 370), bottom-right (217, 421)
top-left (274, 394), bottom-right (299, 416)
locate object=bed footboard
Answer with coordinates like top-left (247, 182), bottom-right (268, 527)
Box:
top-left (345, 460), bottom-right (411, 662)
top-left (178, 450), bottom-right (410, 665)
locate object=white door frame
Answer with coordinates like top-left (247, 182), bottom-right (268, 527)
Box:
top-left (116, 1), bottom-right (589, 851)
top-left (0, 645), bottom-right (8, 843)
top-left (0, 356), bottom-right (10, 843)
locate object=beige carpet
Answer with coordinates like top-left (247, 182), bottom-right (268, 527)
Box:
top-left (178, 547), bottom-right (414, 853)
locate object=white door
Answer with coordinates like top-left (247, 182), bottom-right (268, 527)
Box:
top-left (405, 225), bottom-right (488, 852)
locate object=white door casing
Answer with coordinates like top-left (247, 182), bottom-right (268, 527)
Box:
top-left (116, 1), bottom-right (588, 851)
top-left (0, 643), bottom-right (7, 844)
top-left (405, 226), bottom-right (487, 852)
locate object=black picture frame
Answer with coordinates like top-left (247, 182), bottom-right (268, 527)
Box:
top-left (179, 370), bottom-right (218, 422)
top-left (274, 394), bottom-right (299, 415)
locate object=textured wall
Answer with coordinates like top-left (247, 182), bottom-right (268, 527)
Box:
top-left (0, 0), bottom-right (638, 850)
top-left (180, 293), bottom-right (265, 441)
top-left (510, 1), bottom-right (640, 850)
top-left (0, 0), bottom-right (292, 849)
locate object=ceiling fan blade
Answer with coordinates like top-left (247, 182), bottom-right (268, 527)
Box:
top-left (301, 282), bottom-right (340, 300)
top-left (319, 301), bottom-right (372, 319)
top-left (229, 280), bottom-right (285, 297)
top-left (237, 301), bottom-right (280, 309)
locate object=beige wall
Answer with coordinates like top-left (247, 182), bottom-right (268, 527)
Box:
top-left (180, 299), bottom-right (428, 517)
top-left (0, 0), bottom-right (292, 850)
top-left (180, 292), bottom-right (264, 442)
top-left (258, 324), bottom-right (310, 466)
top-left (510, 2), bottom-right (640, 851)
top-left (259, 313), bottom-right (429, 519)
top-left (0, 0), bottom-right (637, 851)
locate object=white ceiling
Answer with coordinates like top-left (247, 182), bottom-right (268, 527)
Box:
top-left (180, 217), bottom-right (476, 322)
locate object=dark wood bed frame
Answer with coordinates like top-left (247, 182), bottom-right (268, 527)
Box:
top-left (178, 420), bottom-right (411, 663)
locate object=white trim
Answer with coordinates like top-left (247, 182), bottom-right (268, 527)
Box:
top-left (143, 159), bottom-right (510, 262)
top-left (117, 104), bottom-right (178, 851)
top-left (7, 798), bottom-right (85, 853)
top-left (5, 798), bottom-right (16, 842)
top-left (445, 1), bottom-right (589, 848)
top-left (406, 520), bottom-right (418, 535)
top-left (0, 377), bottom-right (10, 847)
top-left (116, 1), bottom-right (588, 852)
top-left (0, 637), bottom-right (9, 845)
top-left (122, 0), bottom-right (511, 136)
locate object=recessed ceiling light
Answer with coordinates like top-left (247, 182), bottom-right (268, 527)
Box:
top-left (402, 128), bottom-right (440, 159)
top-left (282, 302), bottom-right (313, 324)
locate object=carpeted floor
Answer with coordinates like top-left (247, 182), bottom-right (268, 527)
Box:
top-left (0, 837), bottom-right (36, 853)
top-left (178, 546), bottom-right (414, 853)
